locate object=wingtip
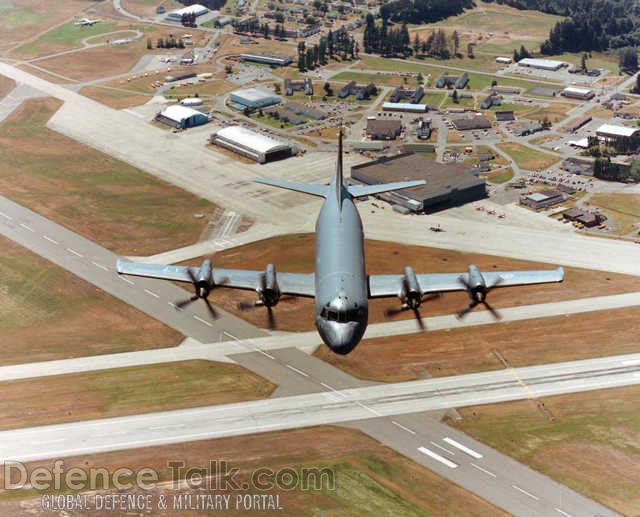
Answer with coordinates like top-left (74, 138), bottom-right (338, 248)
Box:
top-left (115, 258), bottom-right (125, 274)
top-left (557, 266), bottom-right (565, 281)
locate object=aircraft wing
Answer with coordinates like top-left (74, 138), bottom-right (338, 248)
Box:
top-left (368, 267), bottom-right (565, 298)
top-left (116, 260), bottom-right (315, 297)
top-left (347, 180), bottom-right (426, 198)
top-left (253, 178), bottom-right (328, 198)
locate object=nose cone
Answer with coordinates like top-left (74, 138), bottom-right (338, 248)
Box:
top-left (317, 321), bottom-right (366, 355)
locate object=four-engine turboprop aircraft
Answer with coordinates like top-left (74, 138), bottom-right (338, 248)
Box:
top-left (117, 130), bottom-right (564, 354)
top-left (74, 18), bottom-right (101, 26)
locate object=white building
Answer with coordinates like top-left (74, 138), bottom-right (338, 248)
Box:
top-left (155, 105), bottom-right (209, 129)
top-left (212, 126), bottom-right (292, 163)
top-left (166, 4), bottom-right (209, 21)
top-left (596, 123), bottom-right (640, 139)
top-left (518, 58), bottom-right (565, 71)
top-left (561, 86), bottom-right (595, 100)
top-left (495, 57), bottom-right (512, 64)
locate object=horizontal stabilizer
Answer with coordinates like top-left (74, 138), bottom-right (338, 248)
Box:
top-left (348, 180), bottom-right (426, 198)
top-left (253, 178), bottom-right (328, 197)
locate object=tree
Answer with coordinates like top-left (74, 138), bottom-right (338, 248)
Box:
top-left (632, 74), bottom-right (640, 94)
top-left (620, 48), bottom-right (638, 73)
top-left (467, 42), bottom-right (474, 59)
top-left (491, 79), bottom-right (498, 87)
top-left (147, 38), bottom-right (152, 50)
top-left (581, 53), bottom-right (588, 72)
top-left (225, 64), bottom-right (233, 74)
top-left (452, 30), bottom-right (460, 56)
top-left (323, 81), bottom-right (333, 96)
top-left (452, 89), bottom-right (459, 103)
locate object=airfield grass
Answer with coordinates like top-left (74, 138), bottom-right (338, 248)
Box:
top-left (123, 0), bottom-right (182, 18)
top-left (0, 74), bottom-right (15, 99)
top-left (448, 386), bottom-right (640, 515)
top-left (487, 101), bottom-right (576, 124)
top-left (316, 305), bottom-right (640, 382)
top-left (0, 97), bottom-right (216, 255)
top-left (0, 0), bottom-right (88, 52)
top-left (496, 142), bottom-right (560, 170)
top-left (12, 20), bottom-right (120, 57)
top-left (332, 71), bottom-right (406, 88)
top-left (202, 233), bottom-right (640, 334)
top-left (0, 236), bottom-right (182, 365)
top-left (486, 167), bottom-right (514, 184)
top-left (0, 426), bottom-right (506, 516)
top-left (0, 360), bottom-right (275, 430)
top-left (587, 193), bottom-right (640, 235)
top-left (79, 84), bottom-right (153, 109)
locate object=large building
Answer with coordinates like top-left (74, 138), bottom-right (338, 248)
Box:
top-left (452, 115), bottom-right (491, 131)
top-left (166, 3), bottom-right (209, 21)
top-left (211, 126), bottom-right (292, 163)
top-left (240, 52), bottom-right (294, 67)
top-left (350, 153), bottom-right (486, 213)
top-left (366, 118), bottom-right (402, 140)
top-left (382, 102), bottom-right (427, 113)
top-left (229, 87), bottom-right (281, 109)
top-left (517, 58), bottom-right (565, 71)
top-left (596, 123), bottom-right (640, 140)
top-left (561, 86), bottom-right (595, 100)
top-left (155, 105), bottom-right (209, 129)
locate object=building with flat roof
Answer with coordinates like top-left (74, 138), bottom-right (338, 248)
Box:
top-left (338, 81), bottom-right (376, 100)
top-left (496, 57), bottom-right (512, 64)
top-left (229, 87), bottom-right (281, 109)
top-left (596, 123), bottom-right (640, 139)
top-left (366, 118), bottom-right (402, 140)
top-left (518, 58), bottom-right (565, 71)
top-left (561, 86), bottom-right (595, 100)
top-left (495, 110), bottom-right (515, 122)
top-left (382, 102), bottom-right (427, 113)
top-left (562, 208), bottom-right (602, 227)
top-left (520, 190), bottom-right (565, 210)
top-left (350, 153), bottom-right (486, 213)
top-left (212, 126), bottom-right (292, 163)
top-left (452, 115), bottom-right (491, 131)
top-left (155, 105), bottom-right (209, 129)
top-left (283, 78), bottom-right (313, 96)
top-left (240, 52), bottom-right (293, 67)
top-left (166, 4), bottom-right (209, 21)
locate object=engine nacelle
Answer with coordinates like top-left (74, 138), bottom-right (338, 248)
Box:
top-left (402, 266), bottom-right (422, 309)
top-left (259, 264), bottom-right (281, 307)
top-left (466, 265), bottom-right (487, 302)
top-left (195, 259), bottom-right (213, 296)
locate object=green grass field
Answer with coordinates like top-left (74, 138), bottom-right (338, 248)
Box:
top-left (487, 167), bottom-right (514, 184)
top-left (497, 142), bottom-right (560, 170)
top-left (14, 21), bottom-right (119, 56)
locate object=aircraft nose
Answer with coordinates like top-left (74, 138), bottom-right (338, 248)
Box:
top-left (326, 322), bottom-right (361, 355)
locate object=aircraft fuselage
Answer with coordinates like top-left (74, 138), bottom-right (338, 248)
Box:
top-left (314, 186), bottom-right (368, 354)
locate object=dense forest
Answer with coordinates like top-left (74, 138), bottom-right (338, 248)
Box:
top-left (380, 0), bottom-right (474, 25)
top-left (485, 0), bottom-right (640, 53)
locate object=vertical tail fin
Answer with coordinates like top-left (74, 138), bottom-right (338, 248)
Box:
top-left (335, 125), bottom-right (344, 212)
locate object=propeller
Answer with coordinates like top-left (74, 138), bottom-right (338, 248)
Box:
top-left (237, 295), bottom-right (296, 331)
top-left (173, 266), bottom-right (222, 320)
top-left (384, 293), bottom-right (441, 331)
top-left (456, 275), bottom-right (503, 320)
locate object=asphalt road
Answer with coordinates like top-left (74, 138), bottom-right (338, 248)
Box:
top-left (1, 350), bottom-right (631, 515)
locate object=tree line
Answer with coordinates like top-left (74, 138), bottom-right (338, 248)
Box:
top-left (378, 0), bottom-right (473, 25)
top-left (297, 29), bottom-right (358, 70)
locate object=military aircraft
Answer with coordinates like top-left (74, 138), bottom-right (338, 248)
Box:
top-left (74, 18), bottom-right (101, 27)
top-left (117, 130), bottom-right (564, 354)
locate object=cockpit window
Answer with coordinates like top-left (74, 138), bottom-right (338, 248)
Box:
top-left (321, 307), bottom-right (363, 322)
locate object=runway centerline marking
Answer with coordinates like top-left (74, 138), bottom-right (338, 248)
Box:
top-left (120, 276), bottom-right (135, 285)
top-left (356, 401), bottom-right (382, 417)
top-left (470, 463), bottom-right (496, 478)
top-left (91, 261), bottom-right (109, 271)
top-left (193, 314), bottom-right (213, 327)
top-left (258, 350), bottom-right (275, 359)
top-left (417, 447), bottom-right (458, 469)
top-left (144, 288), bottom-right (160, 299)
top-left (20, 223), bottom-right (34, 232)
top-left (429, 441), bottom-right (455, 455)
top-left (66, 248), bottom-right (83, 258)
top-left (391, 420), bottom-right (416, 435)
top-left (512, 485), bottom-right (539, 501)
top-left (0, 212), bottom-right (12, 220)
top-left (43, 235), bottom-right (59, 245)
top-left (443, 437), bottom-right (483, 459)
top-left (555, 508), bottom-right (572, 517)
top-left (285, 364), bottom-right (309, 377)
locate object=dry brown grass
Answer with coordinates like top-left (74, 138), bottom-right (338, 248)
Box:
top-left (0, 426), bottom-right (507, 516)
top-left (0, 75), bottom-right (15, 99)
top-left (0, 236), bottom-right (182, 365)
top-left (79, 85), bottom-right (153, 109)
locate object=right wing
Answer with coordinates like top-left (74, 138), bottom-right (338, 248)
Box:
top-left (369, 267), bottom-right (565, 298)
top-left (347, 180), bottom-right (426, 198)
top-left (253, 178), bottom-right (328, 198)
top-left (116, 260), bottom-right (316, 297)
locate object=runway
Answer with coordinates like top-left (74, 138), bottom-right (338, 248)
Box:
top-left (1, 350), bottom-right (629, 515)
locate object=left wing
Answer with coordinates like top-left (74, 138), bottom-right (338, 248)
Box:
top-left (369, 267), bottom-right (564, 298)
top-left (116, 260), bottom-right (315, 297)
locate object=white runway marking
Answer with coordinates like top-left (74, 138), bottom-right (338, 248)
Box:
top-left (356, 401), bottom-right (382, 417)
top-left (285, 364), bottom-right (309, 377)
top-left (43, 235), bottom-right (59, 245)
top-left (66, 248), bottom-right (83, 257)
top-left (0, 212), bottom-right (12, 220)
top-left (20, 223), bottom-right (34, 232)
top-left (120, 277), bottom-right (135, 285)
top-left (470, 463), bottom-right (496, 478)
top-left (193, 314), bottom-right (213, 327)
top-left (258, 350), bottom-right (274, 359)
top-left (417, 447), bottom-right (458, 468)
top-left (429, 441), bottom-right (455, 455)
top-left (512, 485), bottom-right (539, 501)
top-left (443, 437), bottom-right (483, 459)
top-left (391, 420), bottom-right (416, 435)
top-left (144, 289), bottom-right (159, 299)
top-left (91, 261), bottom-right (108, 271)
top-left (555, 508), bottom-right (572, 517)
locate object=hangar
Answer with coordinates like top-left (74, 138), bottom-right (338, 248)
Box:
top-left (241, 52), bottom-right (294, 67)
top-left (517, 58), bottom-right (565, 71)
top-left (211, 126), bottom-right (292, 163)
top-left (561, 86), bottom-right (595, 100)
top-left (166, 4), bottom-right (209, 21)
top-left (155, 105), bottom-right (209, 129)
top-left (350, 153), bottom-right (486, 213)
top-left (596, 123), bottom-right (640, 139)
top-left (230, 87), bottom-right (281, 109)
